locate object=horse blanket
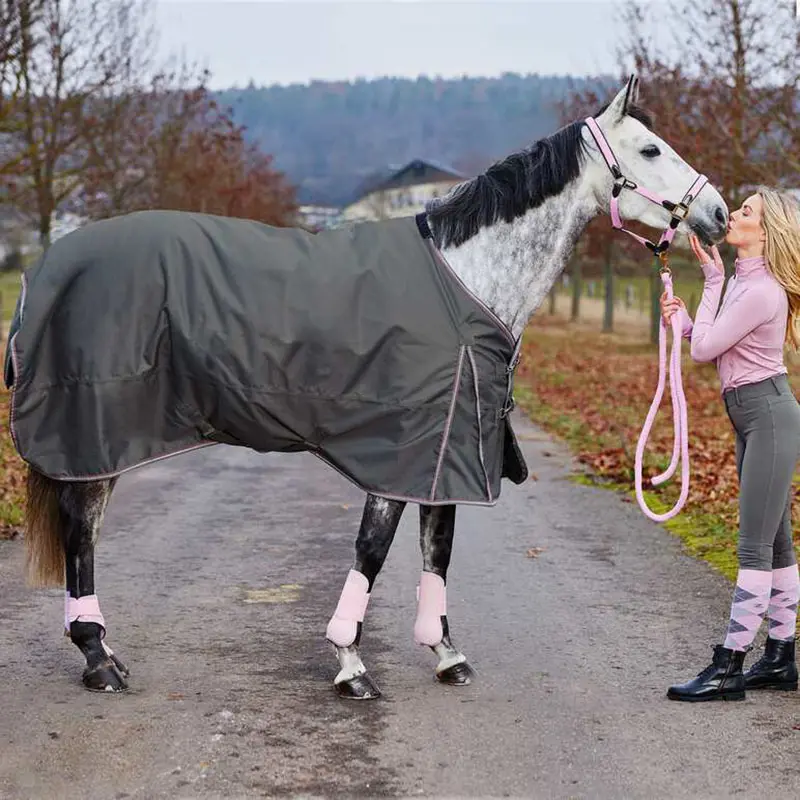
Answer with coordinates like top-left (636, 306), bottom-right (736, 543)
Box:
top-left (4, 210), bottom-right (527, 505)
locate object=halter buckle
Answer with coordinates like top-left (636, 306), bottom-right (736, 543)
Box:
top-left (612, 175), bottom-right (638, 198)
top-left (670, 202), bottom-right (690, 221)
top-left (658, 250), bottom-right (671, 274)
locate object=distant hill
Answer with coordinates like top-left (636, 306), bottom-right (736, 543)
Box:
top-left (215, 73), bottom-right (607, 207)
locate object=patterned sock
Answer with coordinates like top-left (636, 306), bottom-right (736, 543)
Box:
top-left (767, 564), bottom-right (800, 642)
top-left (723, 569), bottom-right (772, 652)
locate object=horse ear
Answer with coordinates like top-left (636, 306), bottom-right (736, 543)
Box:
top-left (600, 75), bottom-right (638, 123)
top-left (626, 74), bottom-right (640, 110)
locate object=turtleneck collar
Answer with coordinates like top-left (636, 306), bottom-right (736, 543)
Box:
top-left (734, 255), bottom-right (767, 277)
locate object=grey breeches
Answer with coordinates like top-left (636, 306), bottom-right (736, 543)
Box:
top-left (724, 374), bottom-right (800, 571)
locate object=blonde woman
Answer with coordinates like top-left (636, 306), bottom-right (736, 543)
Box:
top-left (662, 188), bottom-right (800, 702)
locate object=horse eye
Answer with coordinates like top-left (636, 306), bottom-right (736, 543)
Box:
top-left (641, 145), bottom-right (661, 158)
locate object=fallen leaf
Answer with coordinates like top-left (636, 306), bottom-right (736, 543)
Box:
top-left (525, 547), bottom-right (545, 558)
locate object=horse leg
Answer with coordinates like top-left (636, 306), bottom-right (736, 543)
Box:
top-left (414, 504), bottom-right (475, 685)
top-left (326, 493), bottom-right (406, 699)
top-left (57, 477), bottom-right (128, 692)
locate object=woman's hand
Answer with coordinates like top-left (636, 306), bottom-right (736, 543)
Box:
top-left (689, 234), bottom-right (724, 275)
top-left (660, 291), bottom-right (686, 324)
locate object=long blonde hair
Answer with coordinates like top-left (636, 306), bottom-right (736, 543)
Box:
top-left (758, 187), bottom-right (800, 351)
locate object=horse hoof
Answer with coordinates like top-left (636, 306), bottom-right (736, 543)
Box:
top-left (108, 652), bottom-right (130, 678)
top-left (83, 660), bottom-right (129, 693)
top-left (437, 661), bottom-right (475, 686)
top-left (334, 672), bottom-right (382, 700)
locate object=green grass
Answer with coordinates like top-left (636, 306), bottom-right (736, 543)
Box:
top-left (0, 498), bottom-right (23, 528)
top-left (0, 270), bottom-right (24, 324)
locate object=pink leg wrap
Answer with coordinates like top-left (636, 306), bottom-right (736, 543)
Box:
top-left (414, 571), bottom-right (446, 646)
top-left (326, 570), bottom-right (370, 647)
top-left (65, 592), bottom-right (106, 637)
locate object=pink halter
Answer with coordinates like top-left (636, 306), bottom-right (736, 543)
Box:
top-left (584, 117), bottom-right (709, 257)
top-left (584, 116), bottom-right (708, 522)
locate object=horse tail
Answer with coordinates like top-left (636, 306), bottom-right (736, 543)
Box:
top-left (24, 467), bottom-right (64, 587)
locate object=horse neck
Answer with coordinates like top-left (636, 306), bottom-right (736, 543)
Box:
top-left (435, 179), bottom-right (597, 340)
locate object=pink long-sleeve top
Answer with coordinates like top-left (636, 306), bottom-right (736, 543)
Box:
top-left (676, 256), bottom-right (788, 393)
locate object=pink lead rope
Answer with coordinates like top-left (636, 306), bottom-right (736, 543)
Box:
top-left (584, 116), bottom-right (707, 522)
top-left (633, 266), bottom-right (690, 521)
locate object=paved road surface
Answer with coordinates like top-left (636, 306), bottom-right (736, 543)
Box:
top-left (1, 411), bottom-right (800, 799)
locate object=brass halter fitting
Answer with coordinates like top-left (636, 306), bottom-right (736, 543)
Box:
top-left (658, 250), bottom-right (671, 275)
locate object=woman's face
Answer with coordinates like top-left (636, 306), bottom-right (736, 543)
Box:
top-left (725, 193), bottom-right (766, 251)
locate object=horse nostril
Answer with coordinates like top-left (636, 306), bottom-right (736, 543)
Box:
top-left (714, 206), bottom-right (728, 225)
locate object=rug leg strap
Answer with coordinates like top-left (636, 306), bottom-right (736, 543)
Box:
top-left (414, 571), bottom-right (446, 646)
top-left (326, 570), bottom-right (370, 647)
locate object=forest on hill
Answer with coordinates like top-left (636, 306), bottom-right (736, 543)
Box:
top-left (216, 73), bottom-right (606, 207)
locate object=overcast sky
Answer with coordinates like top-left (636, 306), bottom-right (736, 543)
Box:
top-left (152, 0), bottom-right (669, 89)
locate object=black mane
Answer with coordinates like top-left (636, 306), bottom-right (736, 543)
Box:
top-left (426, 103), bottom-right (655, 249)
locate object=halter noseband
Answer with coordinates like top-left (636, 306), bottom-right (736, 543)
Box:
top-left (584, 116), bottom-right (709, 257)
top-left (584, 116), bottom-right (709, 523)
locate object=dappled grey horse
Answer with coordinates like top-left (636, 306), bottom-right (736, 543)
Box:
top-left (5, 76), bottom-right (728, 698)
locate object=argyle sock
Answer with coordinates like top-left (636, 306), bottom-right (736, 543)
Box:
top-left (767, 564), bottom-right (800, 642)
top-left (723, 569), bottom-right (771, 652)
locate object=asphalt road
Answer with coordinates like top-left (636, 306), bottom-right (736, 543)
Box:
top-left (2, 411), bottom-right (800, 799)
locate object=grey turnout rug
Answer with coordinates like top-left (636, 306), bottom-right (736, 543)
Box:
top-left (4, 210), bottom-right (527, 505)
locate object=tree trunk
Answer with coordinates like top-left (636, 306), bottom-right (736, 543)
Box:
top-left (570, 258), bottom-right (582, 322)
top-left (39, 215), bottom-right (51, 253)
top-left (602, 246), bottom-right (614, 333)
top-left (548, 286), bottom-right (557, 315)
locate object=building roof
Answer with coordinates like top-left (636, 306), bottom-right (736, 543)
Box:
top-left (353, 159), bottom-right (465, 202)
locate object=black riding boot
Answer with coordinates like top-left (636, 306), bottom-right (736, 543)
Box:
top-left (743, 638), bottom-right (798, 691)
top-left (667, 645), bottom-right (746, 702)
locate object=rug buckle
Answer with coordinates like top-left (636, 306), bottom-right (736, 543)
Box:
top-left (499, 398), bottom-right (515, 419)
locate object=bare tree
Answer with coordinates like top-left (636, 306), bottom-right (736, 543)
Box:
top-left (83, 71), bottom-right (297, 225)
top-left (10, 0), bottom-right (144, 249)
top-left (82, 58), bottom-right (212, 218)
top-left (618, 0), bottom-right (799, 205)
top-left (0, 1), bottom-right (18, 127)
top-left (0, 1), bottom-right (42, 184)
